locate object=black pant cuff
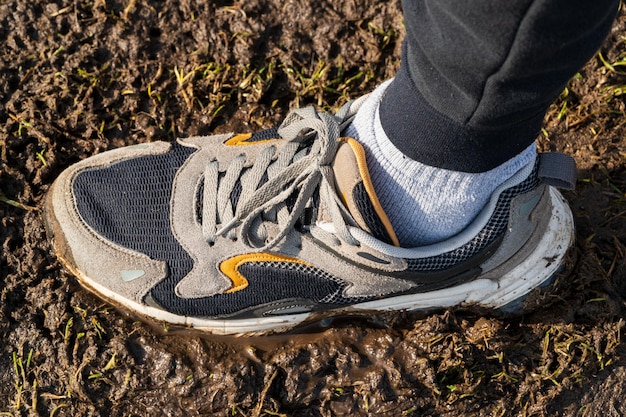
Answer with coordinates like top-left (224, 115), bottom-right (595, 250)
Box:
top-left (379, 57), bottom-right (542, 173)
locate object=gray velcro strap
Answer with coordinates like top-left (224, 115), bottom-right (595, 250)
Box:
top-left (538, 152), bottom-right (577, 190)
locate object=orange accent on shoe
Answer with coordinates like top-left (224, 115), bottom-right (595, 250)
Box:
top-left (224, 133), bottom-right (280, 146)
top-left (220, 253), bottom-right (312, 293)
top-left (340, 137), bottom-right (401, 247)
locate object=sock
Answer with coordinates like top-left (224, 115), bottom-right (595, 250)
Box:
top-left (344, 80), bottom-right (537, 247)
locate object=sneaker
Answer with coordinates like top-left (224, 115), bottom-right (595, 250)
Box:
top-left (44, 97), bottom-right (577, 336)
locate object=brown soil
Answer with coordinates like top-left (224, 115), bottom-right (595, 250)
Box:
top-left (2, 1), bottom-right (626, 416)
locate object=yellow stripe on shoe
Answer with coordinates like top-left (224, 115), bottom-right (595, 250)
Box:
top-left (332, 137), bottom-right (400, 247)
top-left (224, 133), bottom-right (280, 146)
top-left (220, 253), bottom-right (312, 293)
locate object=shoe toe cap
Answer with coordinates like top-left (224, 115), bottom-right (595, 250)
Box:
top-left (45, 142), bottom-right (175, 304)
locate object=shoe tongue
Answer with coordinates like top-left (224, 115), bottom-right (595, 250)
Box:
top-left (331, 138), bottom-right (400, 246)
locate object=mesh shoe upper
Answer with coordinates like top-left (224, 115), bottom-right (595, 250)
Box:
top-left (46, 97), bottom-right (576, 333)
top-left (71, 137), bottom-right (363, 317)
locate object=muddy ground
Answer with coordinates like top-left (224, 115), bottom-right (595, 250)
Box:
top-left (2, 1), bottom-right (626, 416)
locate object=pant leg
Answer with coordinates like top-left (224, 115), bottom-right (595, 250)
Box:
top-left (379, 0), bottom-right (619, 172)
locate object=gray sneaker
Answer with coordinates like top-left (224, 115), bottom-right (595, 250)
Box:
top-left (44, 98), bottom-right (577, 336)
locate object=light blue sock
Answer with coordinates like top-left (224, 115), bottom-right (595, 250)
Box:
top-left (345, 81), bottom-right (537, 247)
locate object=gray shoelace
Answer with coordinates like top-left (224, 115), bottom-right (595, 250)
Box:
top-left (201, 100), bottom-right (362, 250)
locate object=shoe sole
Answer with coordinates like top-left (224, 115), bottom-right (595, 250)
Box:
top-left (46, 187), bottom-right (574, 336)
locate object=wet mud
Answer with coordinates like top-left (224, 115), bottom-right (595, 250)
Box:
top-left (2, 1), bottom-right (626, 416)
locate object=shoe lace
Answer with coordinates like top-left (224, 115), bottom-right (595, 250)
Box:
top-left (201, 101), bottom-right (361, 250)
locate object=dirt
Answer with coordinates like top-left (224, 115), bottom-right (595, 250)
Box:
top-left (1, 1), bottom-right (626, 416)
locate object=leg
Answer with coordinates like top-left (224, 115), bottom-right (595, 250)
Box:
top-left (385, 0), bottom-right (619, 171)
top-left (349, 0), bottom-right (619, 246)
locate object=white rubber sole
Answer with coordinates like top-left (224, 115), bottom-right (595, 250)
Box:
top-left (352, 187), bottom-right (574, 312)
top-left (63, 187), bottom-right (573, 336)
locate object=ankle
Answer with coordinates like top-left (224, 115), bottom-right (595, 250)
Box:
top-left (346, 82), bottom-right (537, 246)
